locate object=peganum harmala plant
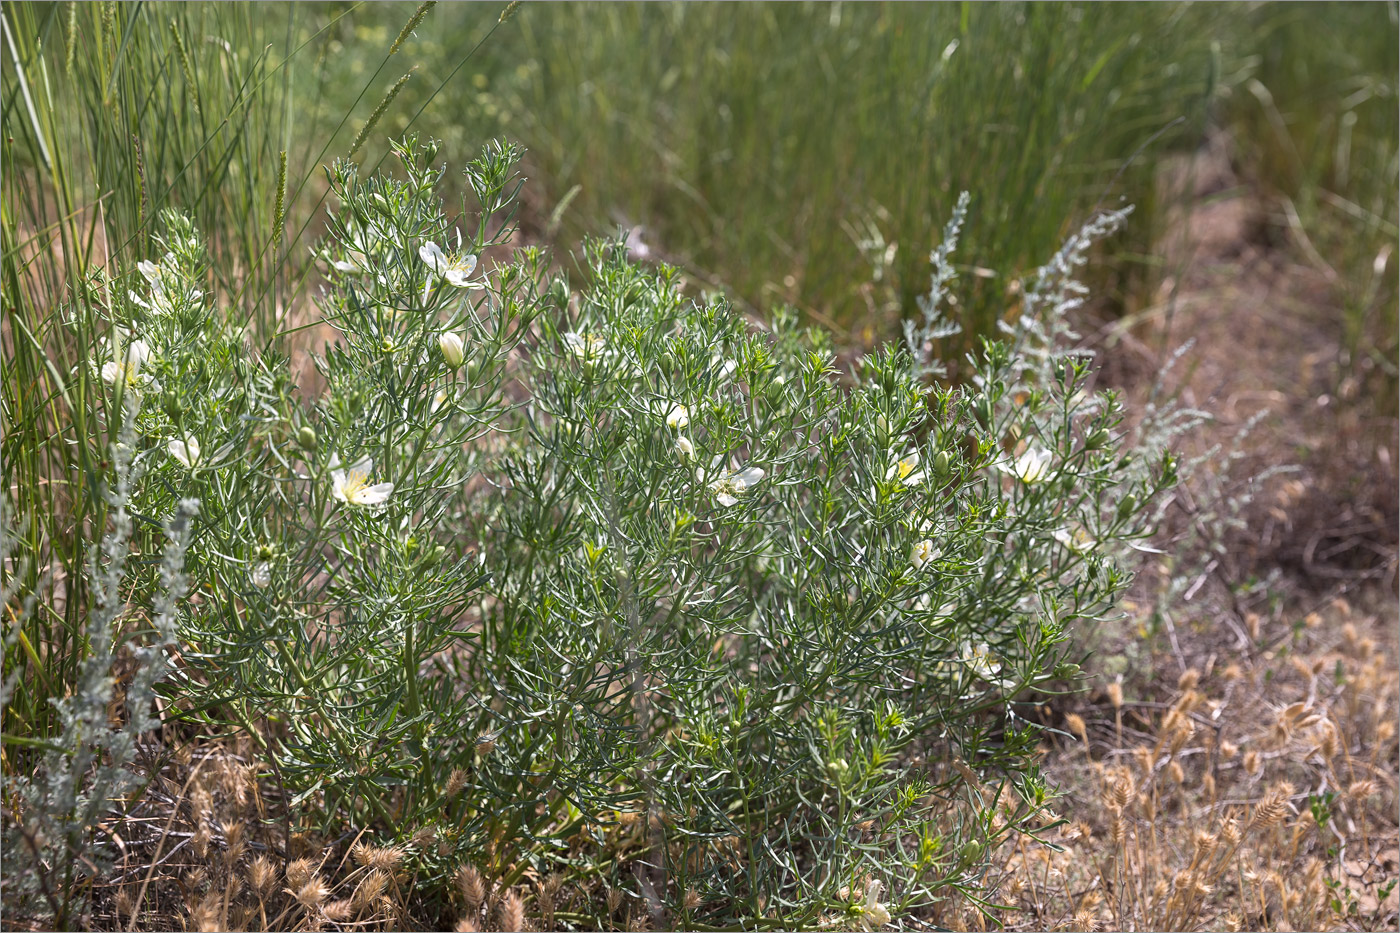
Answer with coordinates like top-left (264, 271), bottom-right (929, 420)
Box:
top-left (50, 137), bottom-right (1173, 930)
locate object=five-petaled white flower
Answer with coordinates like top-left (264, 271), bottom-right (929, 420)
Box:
top-left (665, 404), bottom-right (689, 429)
top-left (861, 880), bottom-right (892, 931)
top-left (564, 331), bottom-right (610, 364)
top-left (886, 450), bottom-right (926, 487)
top-left (419, 240), bottom-right (478, 288)
top-left (330, 455), bottom-right (394, 507)
top-left (439, 331), bottom-right (466, 369)
top-left (910, 538), bottom-right (938, 571)
top-left (1005, 445), bottom-right (1054, 484)
top-left (101, 336), bottom-right (153, 397)
top-left (1052, 525), bottom-right (1096, 555)
top-left (168, 435), bottom-right (201, 469)
top-left (700, 455), bottom-right (765, 507)
top-left (961, 642), bottom-right (1002, 680)
top-left (675, 435), bottom-right (695, 460)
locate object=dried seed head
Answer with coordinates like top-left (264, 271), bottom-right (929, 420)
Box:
top-left (1251, 784), bottom-right (1293, 828)
top-left (1347, 779), bottom-right (1377, 801)
top-left (1319, 722), bottom-right (1342, 761)
top-left (1065, 713), bottom-right (1087, 743)
top-left (682, 888), bottom-right (701, 911)
top-left (189, 894), bottom-right (222, 932)
top-left (1243, 750), bottom-right (1262, 776)
top-left (412, 825), bottom-right (437, 849)
top-left (353, 869), bottom-right (390, 913)
top-left (1106, 682), bottom-right (1123, 709)
top-left (476, 733), bottom-right (497, 757)
top-left (1168, 761), bottom-right (1185, 785)
top-left (1219, 740), bottom-right (1239, 760)
top-left (1071, 909), bottom-right (1098, 932)
top-left (1110, 772), bottom-right (1134, 811)
top-left (455, 918), bottom-right (480, 933)
top-left (606, 885), bottom-right (624, 915)
top-left (1220, 818), bottom-right (1241, 848)
top-left (292, 876), bottom-right (331, 910)
top-left (497, 890), bottom-right (525, 932)
top-left (366, 845), bottom-right (406, 872)
top-left (1177, 668), bottom-right (1200, 691)
top-left (221, 820), bottom-right (247, 865)
top-left (457, 864), bottom-right (486, 909)
top-left (324, 899), bottom-right (353, 922)
top-left (1202, 772), bottom-right (1216, 800)
top-left (285, 857), bottom-right (316, 890)
top-left (445, 768), bottom-right (469, 798)
top-left (115, 887), bottom-right (137, 919)
top-left (184, 866), bottom-right (209, 893)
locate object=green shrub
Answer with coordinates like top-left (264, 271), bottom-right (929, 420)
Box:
top-left (43, 137), bottom-right (1170, 927)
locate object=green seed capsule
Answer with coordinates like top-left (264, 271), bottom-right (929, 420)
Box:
top-left (933, 450), bottom-right (951, 478)
top-left (297, 426), bottom-right (318, 451)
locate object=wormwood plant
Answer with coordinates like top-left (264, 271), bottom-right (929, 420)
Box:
top-left (13, 137), bottom-right (1175, 929)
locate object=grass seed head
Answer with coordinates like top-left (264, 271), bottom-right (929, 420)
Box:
top-left (458, 864), bottom-right (486, 909)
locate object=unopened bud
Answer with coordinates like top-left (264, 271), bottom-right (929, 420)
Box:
top-left (1116, 494), bottom-right (1138, 522)
top-left (297, 426), bottom-right (318, 451)
top-left (933, 450), bottom-right (951, 478)
top-left (439, 332), bottom-right (465, 369)
top-left (1086, 428), bottom-right (1111, 450)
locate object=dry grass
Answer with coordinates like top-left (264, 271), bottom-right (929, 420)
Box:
top-left (999, 592), bottom-right (1397, 933)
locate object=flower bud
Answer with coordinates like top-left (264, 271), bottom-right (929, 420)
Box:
top-left (1086, 428), bottom-right (1111, 450)
top-left (439, 332), bottom-right (466, 369)
top-left (1116, 494), bottom-right (1138, 522)
top-left (933, 450), bottom-right (951, 478)
top-left (297, 426), bottom-right (318, 451)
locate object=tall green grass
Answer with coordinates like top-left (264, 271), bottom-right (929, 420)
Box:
top-left (1228, 2), bottom-right (1399, 409)
top-left (346, 1), bottom-right (1229, 345)
top-left (0, 0), bottom-right (500, 747)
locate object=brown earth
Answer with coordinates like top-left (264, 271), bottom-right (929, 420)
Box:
top-left (994, 132), bottom-right (1400, 933)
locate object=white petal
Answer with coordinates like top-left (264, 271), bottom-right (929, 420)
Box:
top-left (251, 561), bottom-right (272, 588)
top-left (715, 491), bottom-right (739, 507)
top-left (735, 467), bottom-right (765, 488)
top-left (137, 259), bottom-right (161, 283)
top-left (675, 435), bottom-right (695, 459)
top-left (350, 456), bottom-right (374, 476)
top-left (127, 339), bottom-right (151, 369)
top-left (904, 470), bottom-right (926, 486)
top-left (419, 241), bottom-right (446, 273)
top-left (352, 482), bottom-right (394, 505)
top-left (101, 362), bottom-right (121, 385)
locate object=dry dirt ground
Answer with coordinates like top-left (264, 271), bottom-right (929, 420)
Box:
top-left (990, 135), bottom-right (1400, 933)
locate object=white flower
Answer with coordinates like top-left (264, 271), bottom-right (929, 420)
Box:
top-left (167, 435), bottom-right (201, 469)
top-left (136, 259), bottom-right (161, 283)
top-left (101, 337), bottom-right (152, 396)
top-left (701, 455), bottom-right (765, 507)
top-left (330, 256), bottom-right (363, 274)
top-left (711, 356), bottom-right (738, 379)
top-left (665, 404), bottom-right (690, 429)
top-left (251, 561), bottom-right (272, 589)
top-left (564, 331), bottom-right (610, 363)
top-left (439, 331), bottom-right (466, 369)
top-left (886, 450), bottom-right (925, 486)
top-left (1052, 525), bottom-right (1096, 555)
top-left (910, 538), bottom-right (938, 571)
top-left (419, 240), bottom-right (478, 288)
top-left (961, 642), bottom-right (1002, 680)
top-left (861, 880), bottom-right (892, 931)
top-left (675, 435), bottom-right (695, 460)
top-left (1005, 445), bottom-right (1054, 484)
top-left (330, 455), bottom-right (394, 507)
